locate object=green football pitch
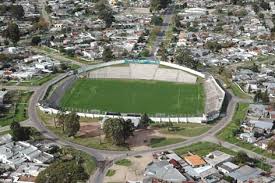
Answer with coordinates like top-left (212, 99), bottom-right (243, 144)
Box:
top-left (60, 79), bottom-right (205, 116)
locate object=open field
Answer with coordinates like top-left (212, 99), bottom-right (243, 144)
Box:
top-left (38, 110), bottom-right (205, 151)
top-left (151, 122), bottom-right (212, 137)
top-left (60, 79), bottom-right (204, 115)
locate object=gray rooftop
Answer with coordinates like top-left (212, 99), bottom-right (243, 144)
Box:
top-left (228, 165), bottom-right (263, 182)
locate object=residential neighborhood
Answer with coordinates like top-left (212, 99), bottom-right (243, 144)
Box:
top-left (0, 0), bottom-right (275, 182)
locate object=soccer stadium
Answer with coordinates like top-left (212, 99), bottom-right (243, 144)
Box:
top-left (45, 60), bottom-right (225, 123)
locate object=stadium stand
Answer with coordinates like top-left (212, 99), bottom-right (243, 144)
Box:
top-left (154, 68), bottom-right (178, 82)
top-left (177, 70), bottom-right (197, 83)
top-left (88, 66), bottom-right (131, 79)
top-left (87, 63), bottom-right (197, 84)
top-left (129, 63), bottom-right (158, 80)
top-left (204, 76), bottom-right (225, 121)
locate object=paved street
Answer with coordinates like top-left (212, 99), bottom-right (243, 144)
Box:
top-left (4, 5), bottom-right (273, 181)
top-left (150, 6), bottom-right (175, 58)
top-left (3, 67), bottom-right (271, 182)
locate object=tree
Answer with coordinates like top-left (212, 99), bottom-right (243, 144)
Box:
top-left (150, 0), bottom-right (171, 12)
top-left (260, 1), bottom-right (270, 11)
top-left (254, 90), bottom-right (262, 103)
top-left (205, 41), bottom-right (222, 52)
top-left (121, 119), bottom-right (135, 143)
top-left (34, 17), bottom-right (49, 31)
top-left (3, 23), bottom-right (21, 45)
top-left (151, 15), bottom-right (163, 26)
top-left (267, 140), bottom-right (275, 155)
top-left (64, 112), bottom-right (80, 137)
top-left (56, 111), bottom-right (66, 131)
top-left (174, 47), bottom-right (199, 69)
top-left (10, 121), bottom-right (31, 141)
top-left (262, 89), bottom-right (270, 104)
top-left (138, 35), bottom-right (146, 43)
top-left (139, 48), bottom-right (150, 58)
top-left (10, 5), bottom-right (24, 20)
top-left (174, 15), bottom-right (181, 28)
top-left (102, 47), bottom-right (114, 62)
top-left (103, 118), bottom-right (134, 145)
top-left (139, 113), bottom-right (150, 128)
top-left (31, 36), bottom-right (41, 46)
top-left (251, 63), bottom-right (259, 72)
top-left (95, 0), bottom-right (115, 28)
top-left (234, 151), bottom-right (250, 164)
top-left (36, 160), bottom-right (88, 183)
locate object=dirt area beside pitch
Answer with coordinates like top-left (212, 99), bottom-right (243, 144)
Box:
top-left (104, 153), bottom-right (153, 183)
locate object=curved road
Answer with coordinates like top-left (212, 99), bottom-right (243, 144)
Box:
top-left (19, 5), bottom-right (275, 181)
top-left (21, 71), bottom-right (275, 183)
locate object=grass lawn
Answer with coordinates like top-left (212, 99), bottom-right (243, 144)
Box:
top-left (19, 74), bottom-right (58, 86)
top-left (175, 141), bottom-right (235, 157)
top-left (106, 169), bottom-right (116, 176)
top-left (48, 126), bottom-right (128, 151)
top-left (0, 91), bottom-right (32, 126)
top-left (230, 83), bottom-right (251, 99)
top-left (151, 123), bottom-right (212, 137)
top-left (60, 79), bottom-right (204, 116)
top-left (175, 142), bottom-right (271, 171)
top-left (150, 137), bottom-right (183, 148)
top-left (217, 103), bottom-right (275, 159)
top-left (115, 159), bottom-right (132, 166)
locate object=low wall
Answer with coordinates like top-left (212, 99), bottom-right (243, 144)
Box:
top-left (38, 105), bottom-right (207, 123)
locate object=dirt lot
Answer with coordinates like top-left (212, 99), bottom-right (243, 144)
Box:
top-left (104, 153), bottom-right (153, 183)
top-left (78, 122), bottom-right (101, 138)
top-left (127, 128), bottom-right (184, 151)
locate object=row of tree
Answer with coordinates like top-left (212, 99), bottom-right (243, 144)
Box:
top-left (55, 112), bottom-right (80, 137)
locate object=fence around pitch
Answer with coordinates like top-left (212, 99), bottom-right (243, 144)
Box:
top-left (38, 105), bottom-right (207, 123)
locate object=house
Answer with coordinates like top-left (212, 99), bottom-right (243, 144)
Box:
top-left (239, 133), bottom-right (256, 143)
top-left (248, 119), bottom-right (274, 132)
top-left (217, 162), bottom-right (239, 174)
top-left (0, 141), bottom-right (54, 169)
top-left (0, 90), bottom-right (8, 105)
top-left (183, 154), bottom-right (206, 168)
top-left (247, 104), bottom-right (267, 119)
top-left (228, 165), bottom-right (263, 183)
top-left (204, 151), bottom-right (233, 167)
top-left (144, 161), bottom-right (187, 182)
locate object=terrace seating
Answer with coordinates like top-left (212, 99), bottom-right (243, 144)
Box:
top-left (204, 76), bottom-right (225, 119)
top-left (129, 63), bottom-right (158, 80)
top-left (88, 67), bottom-right (131, 79)
top-left (88, 64), bottom-right (198, 84)
top-left (154, 68), bottom-right (178, 82)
